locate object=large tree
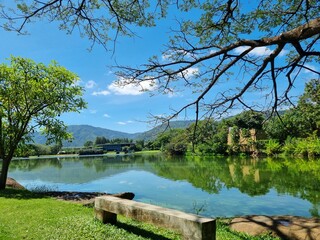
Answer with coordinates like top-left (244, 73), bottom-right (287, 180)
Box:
top-left (1, 1), bottom-right (320, 123)
top-left (115, 0), bottom-right (320, 123)
top-left (0, 56), bottom-right (86, 189)
top-left (297, 78), bottom-right (320, 135)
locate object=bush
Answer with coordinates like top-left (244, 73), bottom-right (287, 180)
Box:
top-left (79, 148), bottom-right (104, 155)
top-left (282, 137), bottom-right (297, 155)
top-left (264, 139), bottom-right (281, 155)
top-left (164, 142), bottom-right (187, 155)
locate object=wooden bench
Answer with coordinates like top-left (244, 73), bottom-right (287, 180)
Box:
top-left (94, 196), bottom-right (216, 240)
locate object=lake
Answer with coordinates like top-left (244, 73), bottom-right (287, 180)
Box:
top-left (7, 153), bottom-right (320, 218)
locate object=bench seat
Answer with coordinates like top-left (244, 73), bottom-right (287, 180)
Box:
top-left (94, 195), bottom-right (216, 240)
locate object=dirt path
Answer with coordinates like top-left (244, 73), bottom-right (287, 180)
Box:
top-left (230, 215), bottom-right (320, 240)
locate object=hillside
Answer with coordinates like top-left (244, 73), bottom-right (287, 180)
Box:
top-left (33, 121), bottom-right (194, 147)
top-left (136, 120), bottom-right (194, 140)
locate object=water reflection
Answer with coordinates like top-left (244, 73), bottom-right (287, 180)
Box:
top-left (8, 154), bottom-right (320, 217)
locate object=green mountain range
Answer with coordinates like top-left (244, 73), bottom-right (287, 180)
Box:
top-left (33, 121), bottom-right (194, 147)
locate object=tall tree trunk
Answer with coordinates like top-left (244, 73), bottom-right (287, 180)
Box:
top-left (0, 158), bottom-right (10, 190)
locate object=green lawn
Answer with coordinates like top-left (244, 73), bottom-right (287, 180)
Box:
top-left (0, 189), bottom-right (278, 240)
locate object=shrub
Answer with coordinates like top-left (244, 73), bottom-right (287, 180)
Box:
top-left (282, 137), bottom-right (297, 155)
top-left (264, 139), bottom-right (281, 155)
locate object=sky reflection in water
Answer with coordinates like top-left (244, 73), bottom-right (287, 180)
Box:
top-left (8, 154), bottom-right (320, 218)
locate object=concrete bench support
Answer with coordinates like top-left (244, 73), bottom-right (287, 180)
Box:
top-left (94, 196), bottom-right (216, 240)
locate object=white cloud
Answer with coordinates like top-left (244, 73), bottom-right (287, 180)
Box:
top-left (234, 46), bottom-right (288, 57)
top-left (108, 77), bottom-right (157, 95)
top-left (117, 120), bottom-right (134, 125)
top-left (234, 46), bottom-right (273, 56)
top-left (92, 90), bottom-right (111, 96)
top-left (162, 50), bottom-right (194, 61)
top-left (303, 64), bottom-right (318, 74)
top-left (89, 109), bottom-right (97, 114)
top-left (103, 113), bottom-right (111, 118)
top-left (86, 80), bottom-right (97, 89)
top-left (180, 67), bottom-right (199, 79)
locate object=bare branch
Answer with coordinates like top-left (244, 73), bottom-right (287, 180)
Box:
top-left (115, 15), bottom-right (320, 124)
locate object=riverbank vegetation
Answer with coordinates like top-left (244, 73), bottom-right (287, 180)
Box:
top-left (0, 188), bottom-right (279, 240)
top-left (147, 79), bottom-right (320, 158)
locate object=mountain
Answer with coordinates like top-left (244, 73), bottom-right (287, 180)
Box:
top-left (136, 120), bottom-right (194, 140)
top-left (33, 121), bottom-right (194, 147)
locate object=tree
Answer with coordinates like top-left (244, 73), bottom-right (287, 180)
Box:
top-left (94, 136), bottom-right (108, 145)
top-left (163, 129), bottom-right (188, 155)
top-left (0, 56), bottom-right (86, 189)
top-left (114, 1), bottom-right (320, 124)
top-left (296, 79), bottom-right (320, 136)
top-left (263, 79), bottom-right (320, 141)
top-left (84, 140), bottom-right (94, 148)
top-left (0, 0), bottom-right (163, 50)
top-left (1, 1), bottom-right (320, 124)
top-left (231, 111), bottom-right (265, 130)
top-left (135, 139), bottom-right (145, 151)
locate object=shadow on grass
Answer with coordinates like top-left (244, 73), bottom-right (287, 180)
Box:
top-left (0, 188), bottom-right (48, 200)
top-left (115, 221), bottom-right (177, 240)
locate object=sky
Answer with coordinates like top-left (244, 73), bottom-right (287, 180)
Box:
top-left (0, 2), bottom-right (316, 134)
top-left (0, 10), bottom-right (189, 133)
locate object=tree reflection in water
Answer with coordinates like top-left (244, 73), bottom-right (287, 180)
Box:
top-left (8, 154), bottom-right (320, 217)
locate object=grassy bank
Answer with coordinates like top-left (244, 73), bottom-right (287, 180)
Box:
top-left (0, 189), bottom-right (278, 240)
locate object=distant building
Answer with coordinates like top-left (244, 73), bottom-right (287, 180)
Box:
top-left (101, 143), bottom-right (135, 152)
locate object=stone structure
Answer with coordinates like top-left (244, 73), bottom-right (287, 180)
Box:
top-left (94, 196), bottom-right (216, 240)
top-left (227, 127), bottom-right (267, 153)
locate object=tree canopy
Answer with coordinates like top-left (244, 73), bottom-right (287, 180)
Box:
top-left (0, 56), bottom-right (86, 189)
top-left (1, 0), bottom-right (319, 123)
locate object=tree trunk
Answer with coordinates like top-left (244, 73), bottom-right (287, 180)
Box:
top-left (0, 158), bottom-right (10, 190)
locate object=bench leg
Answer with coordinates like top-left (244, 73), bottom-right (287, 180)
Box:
top-left (95, 208), bottom-right (117, 224)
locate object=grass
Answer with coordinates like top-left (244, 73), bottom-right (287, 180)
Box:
top-left (0, 188), bottom-right (279, 240)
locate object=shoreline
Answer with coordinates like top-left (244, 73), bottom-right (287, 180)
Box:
top-left (5, 177), bottom-right (320, 240)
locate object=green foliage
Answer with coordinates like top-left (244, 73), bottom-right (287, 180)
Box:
top-left (152, 130), bottom-right (177, 150)
top-left (1, 1), bottom-right (165, 49)
top-left (264, 79), bottom-right (320, 142)
top-left (16, 143), bottom-right (62, 157)
top-left (165, 142), bottom-right (188, 155)
top-left (134, 140), bottom-right (145, 151)
top-left (230, 111), bottom-right (265, 130)
top-left (94, 136), bottom-right (108, 145)
top-left (227, 126), bottom-right (240, 154)
top-left (282, 137), bottom-right (296, 155)
top-left (0, 56), bottom-right (86, 189)
top-left (297, 79), bottom-right (320, 136)
top-left (287, 135), bottom-right (320, 157)
top-left (163, 129), bottom-right (188, 155)
top-left (79, 148), bottom-right (104, 155)
top-left (84, 141), bottom-right (94, 148)
top-left (264, 140), bottom-right (281, 156)
top-left (187, 119), bottom-right (228, 155)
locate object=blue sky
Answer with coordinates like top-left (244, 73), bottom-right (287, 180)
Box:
top-left (0, 3), bottom-right (316, 134)
top-left (0, 15), bottom-right (191, 133)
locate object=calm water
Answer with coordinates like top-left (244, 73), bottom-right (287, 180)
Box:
top-left (7, 153), bottom-right (320, 218)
